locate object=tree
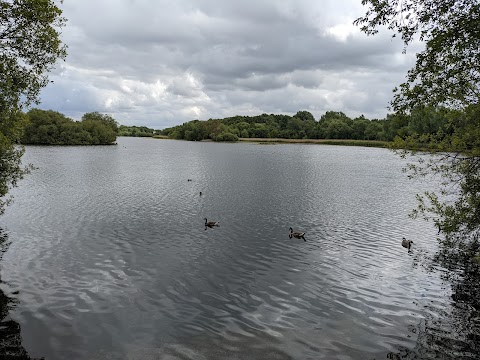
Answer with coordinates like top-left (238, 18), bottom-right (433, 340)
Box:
top-left (319, 111), bottom-right (348, 123)
top-left (294, 111), bottom-right (315, 122)
top-left (118, 125), bottom-right (156, 137)
top-left (22, 109), bottom-right (118, 145)
top-left (364, 120), bottom-right (383, 140)
top-left (355, 0), bottom-right (479, 112)
top-left (0, 0), bottom-right (67, 214)
top-left (23, 108), bottom-right (70, 144)
top-left (81, 112), bottom-right (119, 144)
top-left (325, 119), bottom-right (354, 139)
top-left (351, 118), bottom-right (370, 140)
top-left (407, 106), bottom-right (449, 135)
top-left (355, 1), bottom-right (480, 257)
top-left (82, 112), bottom-right (119, 133)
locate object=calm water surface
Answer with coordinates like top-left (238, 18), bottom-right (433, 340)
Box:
top-left (0, 137), bottom-right (461, 359)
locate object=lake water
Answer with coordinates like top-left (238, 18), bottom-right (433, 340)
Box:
top-left (0, 137), bottom-right (470, 359)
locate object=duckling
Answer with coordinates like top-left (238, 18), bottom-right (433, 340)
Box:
top-left (204, 218), bottom-right (219, 228)
top-left (401, 237), bottom-right (413, 250)
top-left (289, 227), bottom-right (306, 241)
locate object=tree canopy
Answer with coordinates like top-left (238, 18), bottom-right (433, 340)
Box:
top-left (118, 125), bottom-right (157, 137)
top-left (22, 109), bottom-right (119, 145)
top-left (1, 0), bottom-right (67, 111)
top-left (0, 0), bottom-right (66, 214)
top-left (356, 0), bottom-right (480, 258)
top-left (160, 108), bottom-right (458, 143)
top-left (354, 0), bottom-right (480, 112)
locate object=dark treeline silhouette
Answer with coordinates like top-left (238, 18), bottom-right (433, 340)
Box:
top-left (159, 107), bottom-right (457, 143)
top-left (21, 109), bottom-right (118, 145)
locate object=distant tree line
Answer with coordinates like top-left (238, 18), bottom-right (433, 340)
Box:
top-left (118, 125), bottom-right (156, 137)
top-left (159, 108), bottom-right (458, 143)
top-left (21, 109), bottom-right (119, 145)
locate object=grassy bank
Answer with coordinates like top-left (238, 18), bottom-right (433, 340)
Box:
top-left (151, 135), bottom-right (389, 148)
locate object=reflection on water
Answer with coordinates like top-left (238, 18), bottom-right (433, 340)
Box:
top-left (447, 266), bottom-right (480, 358)
top-left (384, 235), bottom-right (480, 360)
top-left (0, 228), bottom-right (37, 360)
top-left (0, 138), bottom-right (478, 359)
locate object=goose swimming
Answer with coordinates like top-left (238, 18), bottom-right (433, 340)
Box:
top-left (289, 227), bottom-right (306, 241)
top-left (401, 237), bottom-right (413, 250)
top-left (204, 218), bottom-right (219, 228)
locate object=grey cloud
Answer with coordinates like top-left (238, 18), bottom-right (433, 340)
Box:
top-left (37, 0), bottom-right (417, 128)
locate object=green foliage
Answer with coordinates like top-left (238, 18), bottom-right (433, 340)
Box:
top-left (0, 0), bottom-right (66, 215)
top-left (355, 0), bottom-right (480, 112)
top-left (323, 119), bottom-right (353, 139)
top-left (22, 109), bottom-right (118, 145)
top-left (351, 118), bottom-right (370, 140)
top-left (160, 108), bottom-right (470, 145)
top-left (0, 111), bottom-right (32, 215)
top-left (0, 0), bottom-right (67, 111)
top-left (118, 125), bottom-right (155, 137)
top-left (319, 111), bottom-right (348, 122)
top-left (240, 129), bottom-right (249, 138)
top-left (356, 1), bottom-right (480, 259)
top-left (213, 132), bottom-right (239, 142)
top-left (398, 115), bottom-right (480, 256)
top-left (81, 112), bottom-right (118, 144)
top-left (82, 112), bottom-right (118, 132)
top-left (294, 111), bottom-right (315, 122)
top-left (364, 121), bottom-right (383, 140)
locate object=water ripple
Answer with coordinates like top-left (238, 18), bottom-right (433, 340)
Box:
top-left (0, 139), bottom-right (472, 359)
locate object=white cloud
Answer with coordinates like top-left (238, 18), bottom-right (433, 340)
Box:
top-left (325, 23), bottom-right (360, 42)
top-left (37, 0), bottom-right (417, 129)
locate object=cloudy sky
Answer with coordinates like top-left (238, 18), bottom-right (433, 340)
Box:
top-left (38, 0), bottom-right (421, 129)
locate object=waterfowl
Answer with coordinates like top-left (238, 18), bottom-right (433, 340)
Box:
top-left (401, 237), bottom-right (413, 250)
top-left (289, 227), bottom-right (306, 241)
top-left (204, 218), bottom-right (219, 228)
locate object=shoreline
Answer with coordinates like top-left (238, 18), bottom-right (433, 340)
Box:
top-left (237, 138), bottom-right (389, 147)
top-left (151, 135), bottom-right (389, 148)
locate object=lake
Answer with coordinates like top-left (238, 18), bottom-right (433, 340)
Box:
top-left (0, 137), bottom-right (470, 359)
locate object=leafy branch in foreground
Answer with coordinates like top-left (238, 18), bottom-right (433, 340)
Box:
top-left (0, 0), bottom-right (67, 215)
top-left (392, 104), bottom-right (480, 256)
top-left (355, 0), bottom-right (480, 112)
top-left (356, 0), bottom-right (480, 258)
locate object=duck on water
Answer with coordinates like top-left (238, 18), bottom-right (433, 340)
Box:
top-left (289, 228), bottom-right (306, 241)
top-left (402, 237), bottom-right (413, 251)
top-left (204, 218), bottom-right (219, 230)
